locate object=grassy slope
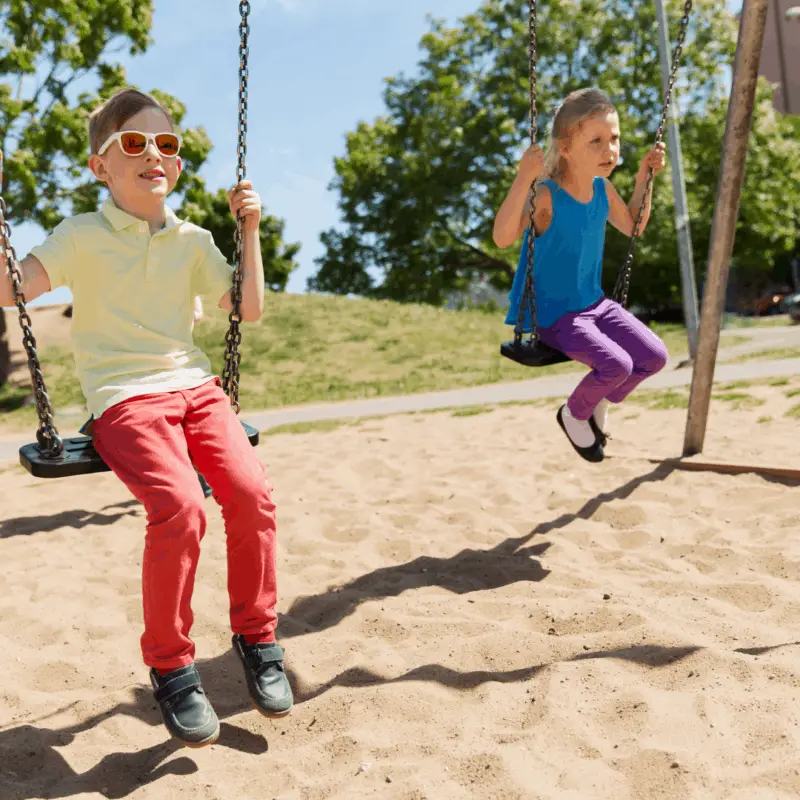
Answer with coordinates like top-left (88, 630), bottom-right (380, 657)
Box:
top-left (0, 292), bottom-right (721, 432)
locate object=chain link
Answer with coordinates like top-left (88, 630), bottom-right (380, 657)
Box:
top-left (613, 0), bottom-right (693, 307)
top-left (221, 0), bottom-right (251, 413)
top-left (0, 155), bottom-right (63, 457)
top-left (513, 0), bottom-right (540, 346)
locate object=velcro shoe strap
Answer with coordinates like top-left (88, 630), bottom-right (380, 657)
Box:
top-left (248, 644), bottom-right (285, 668)
top-left (154, 668), bottom-right (202, 705)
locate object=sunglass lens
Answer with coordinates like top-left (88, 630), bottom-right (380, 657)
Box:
top-left (155, 134), bottom-right (180, 156)
top-left (120, 132), bottom-right (147, 155)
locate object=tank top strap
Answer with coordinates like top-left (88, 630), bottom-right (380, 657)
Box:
top-left (535, 179), bottom-right (564, 215)
top-left (537, 178), bottom-right (559, 195)
top-left (592, 176), bottom-right (609, 213)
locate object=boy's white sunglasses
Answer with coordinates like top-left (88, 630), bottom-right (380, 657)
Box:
top-left (97, 130), bottom-right (182, 158)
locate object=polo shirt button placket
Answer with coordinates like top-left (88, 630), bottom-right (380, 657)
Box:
top-left (145, 227), bottom-right (158, 281)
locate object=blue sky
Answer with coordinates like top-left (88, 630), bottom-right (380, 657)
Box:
top-left (13, 0), bottom-right (480, 307)
top-left (12, 0), bottom-right (745, 308)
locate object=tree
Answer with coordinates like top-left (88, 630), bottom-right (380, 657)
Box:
top-left (0, 1), bottom-right (154, 229)
top-left (1, 1), bottom-right (154, 385)
top-left (311, 0), bottom-right (798, 311)
top-left (177, 179), bottom-right (300, 293)
top-left (685, 81), bottom-right (800, 304)
top-left (0, 1), bottom-right (300, 385)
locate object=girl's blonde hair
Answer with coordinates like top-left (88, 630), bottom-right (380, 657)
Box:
top-left (540, 88), bottom-right (617, 181)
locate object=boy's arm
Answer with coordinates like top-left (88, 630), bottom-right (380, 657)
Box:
top-left (217, 226), bottom-right (264, 323)
top-left (1, 254), bottom-right (52, 308)
top-left (217, 180), bottom-right (265, 323)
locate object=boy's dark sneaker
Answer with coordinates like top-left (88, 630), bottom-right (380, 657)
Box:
top-left (150, 663), bottom-right (220, 748)
top-left (197, 472), bottom-right (213, 498)
top-left (232, 635), bottom-right (293, 717)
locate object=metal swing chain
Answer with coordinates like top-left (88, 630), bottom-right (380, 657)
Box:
top-left (0, 153), bottom-right (63, 457)
top-left (221, 0), bottom-right (251, 413)
top-left (613, 0), bottom-right (693, 308)
top-left (514, 0), bottom-right (541, 346)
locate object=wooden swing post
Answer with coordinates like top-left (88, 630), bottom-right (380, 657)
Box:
top-left (682, 0), bottom-right (770, 457)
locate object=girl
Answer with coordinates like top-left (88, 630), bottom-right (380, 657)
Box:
top-left (493, 88), bottom-right (669, 463)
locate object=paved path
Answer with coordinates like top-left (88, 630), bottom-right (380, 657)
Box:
top-left (3, 354), bottom-right (799, 466)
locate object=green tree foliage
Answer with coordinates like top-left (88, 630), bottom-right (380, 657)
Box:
top-left (0, 0), bottom-right (299, 286)
top-left (0, 0), bottom-right (154, 228)
top-left (177, 180), bottom-right (300, 292)
top-left (311, 0), bottom-right (799, 310)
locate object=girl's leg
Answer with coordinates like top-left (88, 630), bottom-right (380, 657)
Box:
top-left (181, 379), bottom-right (278, 645)
top-left (592, 301), bottom-right (669, 403)
top-left (92, 391), bottom-right (208, 673)
top-left (538, 300), bottom-right (637, 421)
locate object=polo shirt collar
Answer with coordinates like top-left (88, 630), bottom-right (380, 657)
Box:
top-left (101, 196), bottom-right (184, 232)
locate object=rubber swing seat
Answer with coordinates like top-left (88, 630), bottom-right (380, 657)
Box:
top-left (19, 422), bottom-right (260, 479)
top-left (500, 339), bottom-right (571, 368)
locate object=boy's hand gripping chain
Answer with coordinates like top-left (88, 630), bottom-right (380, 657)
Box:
top-left (221, 0), bottom-right (251, 412)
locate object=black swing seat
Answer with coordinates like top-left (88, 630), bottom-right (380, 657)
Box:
top-left (500, 338), bottom-right (571, 368)
top-left (19, 421), bottom-right (260, 479)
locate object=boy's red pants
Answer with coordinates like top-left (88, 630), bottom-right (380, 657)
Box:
top-left (92, 378), bottom-right (277, 672)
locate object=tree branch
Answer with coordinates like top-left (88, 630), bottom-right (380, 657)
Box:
top-left (436, 221), bottom-right (514, 279)
top-left (434, 215), bottom-right (514, 278)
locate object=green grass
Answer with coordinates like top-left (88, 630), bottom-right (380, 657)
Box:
top-left (451, 406), bottom-right (494, 418)
top-left (264, 419), bottom-right (352, 436)
top-left (786, 403), bottom-right (800, 419)
top-left (627, 385), bottom-right (768, 412)
top-left (2, 294), bottom-right (698, 432)
top-left (627, 389), bottom-right (690, 410)
top-left (0, 382), bottom-right (31, 413)
top-left (723, 314), bottom-right (793, 328)
top-left (711, 391), bottom-right (765, 410)
top-left (718, 376), bottom-right (796, 390)
top-left (730, 347), bottom-right (800, 363)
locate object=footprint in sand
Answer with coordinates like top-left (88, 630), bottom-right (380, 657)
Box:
top-left (593, 504), bottom-right (650, 530)
top-left (321, 523), bottom-right (371, 544)
top-left (706, 582), bottom-right (774, 612)
top-left (614, 529), bottom-right (653, 550)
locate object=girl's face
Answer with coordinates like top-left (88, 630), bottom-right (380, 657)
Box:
top-left (561, 111), bottom-right (621, 178)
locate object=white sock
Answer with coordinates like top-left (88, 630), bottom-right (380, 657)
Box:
top-left (593, 399), bottom-right (609, 432)
top-left (562, 405), bottom-right (596, 448)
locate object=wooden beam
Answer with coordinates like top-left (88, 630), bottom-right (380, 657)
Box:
top-left (649, 458), bottom-right (800, 483)
top-left (682, 0), bottom-right (770, 457)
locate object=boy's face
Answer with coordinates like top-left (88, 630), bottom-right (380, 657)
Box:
top-left (561, 111), bottom-right (621, 178)
top-left (89, 107), bottom-right (182, 204)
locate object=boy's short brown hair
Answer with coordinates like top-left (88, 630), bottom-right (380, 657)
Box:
top-left (88, 88), bottom-right (174, 154)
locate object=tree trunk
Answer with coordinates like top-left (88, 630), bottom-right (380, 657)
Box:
top-left (0, 308), bottom-right (9, 387)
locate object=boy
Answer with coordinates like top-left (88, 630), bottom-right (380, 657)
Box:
top-left (0, 88), bottom-right (292, 747)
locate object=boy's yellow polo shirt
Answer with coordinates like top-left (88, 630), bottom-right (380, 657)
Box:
top-left (30, 196), bottom-right (234, 419)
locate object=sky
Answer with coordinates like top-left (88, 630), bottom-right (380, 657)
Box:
top-left (11, 0), bottom-right (480, 307)
top-left (11, 0), bottom-right (746, 308)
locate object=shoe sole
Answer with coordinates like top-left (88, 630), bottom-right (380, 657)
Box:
top-left (557, 406), bottom-right (604, 463)
top-left (169, 723), bottom-right (220, 749)
top-left (249, 696), bottom-right (293, 718)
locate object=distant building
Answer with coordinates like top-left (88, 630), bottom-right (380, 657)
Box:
top-left (757, 0), bottom-right (800, 114)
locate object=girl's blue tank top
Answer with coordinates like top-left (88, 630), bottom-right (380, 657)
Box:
top-left (504, 177), bottom-right (609, 331)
